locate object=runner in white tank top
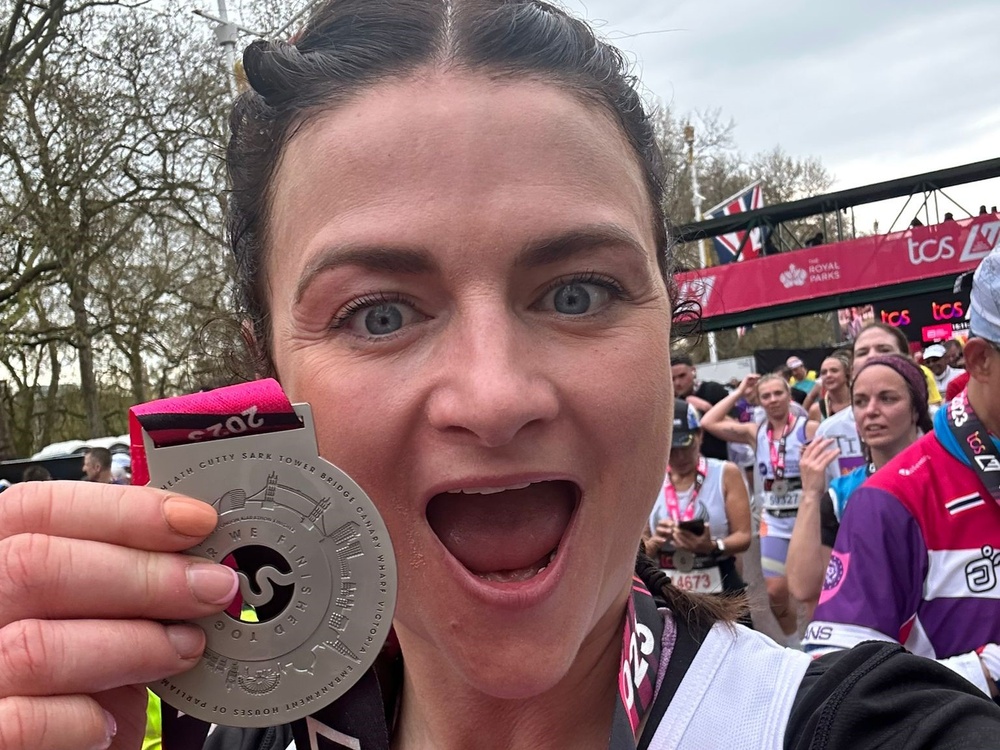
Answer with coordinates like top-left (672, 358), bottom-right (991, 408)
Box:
top-left (701, 374), bottom-right (819, 641)
top-left (644, 400), bottom-right (752, 597)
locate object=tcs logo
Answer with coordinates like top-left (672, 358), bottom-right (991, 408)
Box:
top-left (967, 432), bottom-right (987, 455)
top-left (881, 309), bottom-right (910, 326)
top-left (932, 301), bottom-right (964, 320)
top-left (907, 236), bottom-right (956, 265)
top-left (906, 235), bottom-right (955, 266)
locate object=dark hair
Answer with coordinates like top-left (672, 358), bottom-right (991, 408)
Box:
top-left (671, 353), bottom-right (694, 368)
top-left (227, 0), bottom-right (675, 375)
top-left (852, 353), bottom-right (933, 434)
top-left (855, 322), bottom-right (910, 357)
top-left (636, 548), bottom-right (746, 628)
top-left (225, 0), bottom-right (724, 624)
top-left (84, 447), bottom-right (112, 471)
top-left (21, 465), bottom-right (52, 482)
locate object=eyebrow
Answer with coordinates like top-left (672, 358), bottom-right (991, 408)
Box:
top-left (514, 224), bottom-right (648, 269)
top-left (295, 246), bottom-right (439, 303)
top-left (294, 223), bottom-right (648, 303)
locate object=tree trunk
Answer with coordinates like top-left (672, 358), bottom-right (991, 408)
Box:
top-left (129, 334), bottom-right (146, 405)
top-left (40, 340), bottom-right (61, 449)
top-left (69, 276), bottom-right (103, 438)
top-left (0, 381), bottom-right (16, 460)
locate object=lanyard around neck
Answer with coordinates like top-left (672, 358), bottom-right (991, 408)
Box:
top-left (662, 457), bottom-right (708, 521)
top-left (947, 390), bottom-right (1000, 503)
top-left (767, 414), bottom-right (796, 479)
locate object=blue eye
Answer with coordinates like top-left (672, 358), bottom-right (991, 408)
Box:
top-left (334, 294), bottom-right (424, 338)
top-left (554, 283), bottom-right (596, 314)
top-left (543, 276), bottom-right (622, 316)
top-left (363, 304), bottom-right (404, 335)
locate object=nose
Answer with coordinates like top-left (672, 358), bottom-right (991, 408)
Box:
top-left (862, 398), bottom-right (881, 419)
top-left (426, 309), bottom-right (559, 448)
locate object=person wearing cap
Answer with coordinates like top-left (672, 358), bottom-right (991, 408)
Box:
top-left (804, 247), bottom-right (1000, 700)
top-left (786, 356), bottom-right (817, 394)
top-left (922, 343), bottom-right (962, 393)
top-left (643, 399), bottom-right (752, 599)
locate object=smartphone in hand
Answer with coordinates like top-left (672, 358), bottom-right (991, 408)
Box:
top-left (677, 519), bottom-right (705, 536)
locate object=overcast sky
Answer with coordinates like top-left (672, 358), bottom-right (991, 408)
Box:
top-left (563, 0), bottom-right (1000, 231)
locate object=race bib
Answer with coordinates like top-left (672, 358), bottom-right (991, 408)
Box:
top-left (670, 566), bottom-right (723, 594)
top-left (763, 490), bottom-right (802, 512)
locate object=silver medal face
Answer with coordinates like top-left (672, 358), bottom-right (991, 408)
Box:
top-left (672, 548), bottom-right (696, 573)
top-left (146, 405), bottom-right (397, 727)
top-left (771, 479), bottom-right (789, 498)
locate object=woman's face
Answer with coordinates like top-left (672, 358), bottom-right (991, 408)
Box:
top-left (852, 365), bottom-right (917, 453)
top-left (669, 435), bottom-right (702, 474)
top-left (264, 73), bottom-right (673, 699)
top-left (853, 328), bottom-right (904, 371)
top-left (820, 357), bottom-right (848, 392)
top-left (758, 377), bottom-right (790, 419)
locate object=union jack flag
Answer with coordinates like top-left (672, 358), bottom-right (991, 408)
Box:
top-left (705, 181), bottom-right (766, 264)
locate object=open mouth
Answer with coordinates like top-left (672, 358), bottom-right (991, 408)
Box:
top-left (425, 480), bottom-right (579, 584)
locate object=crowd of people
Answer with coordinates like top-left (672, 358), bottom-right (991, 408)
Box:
top-left (2, 1), bottom-right (999, 748)
top-left (13, 446), bottom-right (132, 486)
top-left (652, 251), bottom-right (1000, 705)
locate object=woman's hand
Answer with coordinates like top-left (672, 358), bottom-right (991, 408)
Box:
top-left (0, 481), bottom-right (237, 750)
top-left (799, 437), bottom-right (840, 497)
top-left (736, 373), bottom-right (761, 398)
top-left (644, 519), bottom-right (674, 556)
top-left (672, 523), bottom-right (713, 555)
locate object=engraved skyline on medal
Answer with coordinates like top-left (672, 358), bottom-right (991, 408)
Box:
top-left (145, 405), bottom-right (397, 728)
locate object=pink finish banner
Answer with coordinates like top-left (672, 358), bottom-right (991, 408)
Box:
top-left (676, 213), bottom-right (1000, 320)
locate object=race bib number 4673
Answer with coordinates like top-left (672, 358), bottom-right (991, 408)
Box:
top-left (671, 567), bottom-right (723, 593)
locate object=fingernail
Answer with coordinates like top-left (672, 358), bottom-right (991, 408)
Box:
top-left (96, 710), bottom-right (116, 750)
top-left (164, 496), bottom-right (218, 537)
top-left (166, 623), bottom-right (206, 659)
top-left (186, 563), bottom-right (239, 605)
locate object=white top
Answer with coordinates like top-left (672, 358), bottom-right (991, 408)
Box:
top-left (649, 457), bottom-right (729, 539)
top-left (647, 623), bottom-right (811, 750)
top-left (814, 406), bottom-right (862, 486)
top-left (755, 416), bottom-right (807, 537)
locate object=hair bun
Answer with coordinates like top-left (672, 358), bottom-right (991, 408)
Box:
top-left (242, 39), bottom-right (308, 108)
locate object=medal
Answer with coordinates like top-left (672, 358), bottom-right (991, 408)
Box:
top-left (771, 478), bottom-right (789, 498)
top-left (672, 548), bottom-right (696, 573)
top-left (139, 397), bottom-right (397, 727)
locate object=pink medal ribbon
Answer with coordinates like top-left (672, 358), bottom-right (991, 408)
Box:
top-left (661, 457), bottom-right (708, 522)
top-left (128, 378), bottom-right (302, 487)
top-left (767, 413), bottom-right (796, 479)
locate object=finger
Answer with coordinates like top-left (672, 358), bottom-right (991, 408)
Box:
top-left (0, 620), bottom-right (205, 698)
top-left (95, 685), bottom-right (148, 750)
top-left (0, 482), bottom-right (217, 551)
top-left (0, 536), bottom-right (238, 626)
top-left (0, 694), bottom-right (116, 750)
